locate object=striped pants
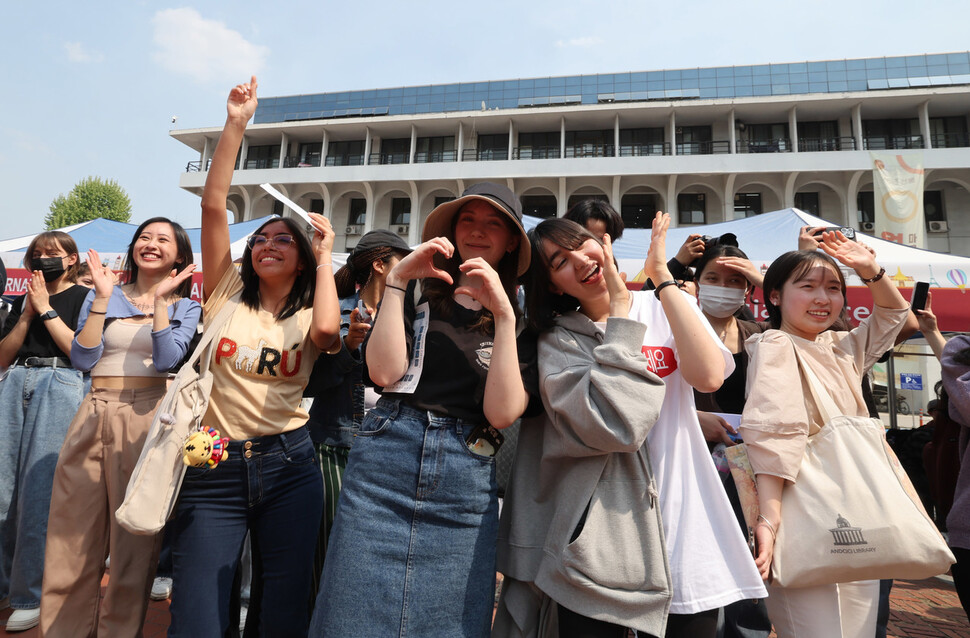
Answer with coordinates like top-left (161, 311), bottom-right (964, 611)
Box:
top-left (311, 442), bottom-right (349, 595)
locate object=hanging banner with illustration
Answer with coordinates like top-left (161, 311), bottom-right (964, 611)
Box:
top-left (870, 151), bottom-right (924, 248)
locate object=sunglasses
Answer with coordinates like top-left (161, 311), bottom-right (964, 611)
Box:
top-left (247, 234), bottom-right (296, 249)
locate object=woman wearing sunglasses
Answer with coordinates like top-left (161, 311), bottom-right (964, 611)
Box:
top-left (165, 76), bottom-right (341, 638)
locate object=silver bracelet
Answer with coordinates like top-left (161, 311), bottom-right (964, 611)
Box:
top-left (316, 263), bottom-right (333, 270)
top-left (757, 514), bottom-right (777, 540)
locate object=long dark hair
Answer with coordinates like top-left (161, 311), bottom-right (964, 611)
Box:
top-left (24, 231), bottom-right (81, 283)
top-left (523, 218), bottom-right (599, 333)
top-left (333, 245), bottom-right (407, 298)
top-left (563, 199), bottom-right (624, 241)
top-left (123, 217), bottom-right (194, 298)
top-left (240, 216), bottom-right (316, 320)
top-left (762, 250), bottom-right (846, 329)
top-left (421, 206), bottom-right (523, 334)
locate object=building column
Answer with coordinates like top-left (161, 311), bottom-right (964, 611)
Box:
top-left (508, 121), bottom-right (516, 160)
top-left (558, 178), bottom-right (567, 217)
top-left (614, 114), bottom-right (620, 157)
top-left (240, 136), bottom-right (249, 170)
top-left (408, 181), bottom-right (420, 246)
top-left (362, 182), bottom-right (375, 233)
top-left (321, 130), bottom-right (329, 166)
top-left (729, 109), bottom-right (737, 154)
top-left (666, 175), bottom-right (678, 225)
top-left (668, 111), bottom-right (677, 156)
top-left (409, 125), bottom-right (417, 164)
top-left (846, 170), bottom-right (865, 228)
top-left (201, 137), bottom-right (211, 171)
top-left (852, 104), bottom-right (863, 151)
top-left (789, 106), bottom-right (798, 153)
top-left (364, 127), bottom-right (372, 165)
top-left (560, 117), bottom-right (566, 159)
top-left (919, 101), bottom-right (932, 149)
top-left (611, 176), bottom-right (620, 211)
top-left (722, 174), bottom-right (737, 223)
top-left (457, 122), bottom-right (464, 162)
top-left (279, 132), bottom-right (288, 167)
top-left (784, 172), bottom-right (799, 209)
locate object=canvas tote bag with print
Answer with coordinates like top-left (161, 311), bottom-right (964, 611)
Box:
top-left (116, 293), bottom-right (240, 535)
top-left (769, 342), bottom-right (954, 588)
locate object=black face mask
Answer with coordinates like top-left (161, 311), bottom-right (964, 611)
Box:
top-left (33, 257), bottom-right (66, 283)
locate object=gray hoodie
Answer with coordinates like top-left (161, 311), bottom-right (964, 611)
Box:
top-left (495, 312), bottom-right (670, 637)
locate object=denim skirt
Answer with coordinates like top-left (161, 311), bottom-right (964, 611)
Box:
top-left (311, 398), bottom-right (499, 637)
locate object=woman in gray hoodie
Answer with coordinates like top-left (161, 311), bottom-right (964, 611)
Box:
top-left (496, 214), bottom-right (764, 638)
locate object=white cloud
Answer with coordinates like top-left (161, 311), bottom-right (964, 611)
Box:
top-left (555, 36), bottom-right (602, 49)
top-left (64, 42), bottom-right (104, 63)
top-left (152, 8), bottom-right (269, 84)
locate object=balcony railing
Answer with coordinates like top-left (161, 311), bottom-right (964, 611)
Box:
top-left (243, 158), bottom-right (279, 170)
top-left (864, 135), bottom-right (924, 150)
top-left (324, 154), bottom-right (365, 167)
top-left (369, 152), bottom-right (410, 165)
top-left (462, 148), bottom-right (509, 161)
top-left (512, 146), bottom-right (561, 160)
top-left (736, 138), bottom-right (792, 153)
top-left (619, 143), bottom-right (670, 156)
top-left (185, 159), bottom-right (213, 172)
top-left (414, 150), bottom-right (457, 163)
top-left (283, 155), bottom-right (322, 168)
top-left (675, 140), bottom-right (731, 155)
top-left (564, 144), bottom-right (615, 158)
top-left (931, 132), bottom-right (970, 148)
top-left (798, 137), bottom-right (857, 152)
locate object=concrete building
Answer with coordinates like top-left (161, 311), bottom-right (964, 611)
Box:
top-left (171, 52), bottom-right (970, 255)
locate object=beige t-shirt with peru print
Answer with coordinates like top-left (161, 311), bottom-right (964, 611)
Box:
top-left (201, 267), bottom-right (320, 440)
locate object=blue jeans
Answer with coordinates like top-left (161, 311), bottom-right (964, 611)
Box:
top-left (0, 365), bottom-right (84, 608)
top-left (311, 399), bottom-right (499, 637)
top-left (167, 426), bottom-right (323, 638)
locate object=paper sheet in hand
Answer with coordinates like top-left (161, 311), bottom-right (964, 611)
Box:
top-left (259, 184), bottom-right (313, 225)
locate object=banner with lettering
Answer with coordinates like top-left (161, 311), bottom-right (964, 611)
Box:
top-left (870, 151), bottom-right (924, 248)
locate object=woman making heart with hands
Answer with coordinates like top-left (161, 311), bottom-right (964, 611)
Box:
top-left (312, 184), bottom-right (539, 637)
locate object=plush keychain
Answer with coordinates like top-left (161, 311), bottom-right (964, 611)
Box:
top-left (183, 425), bottom-right (230, 468)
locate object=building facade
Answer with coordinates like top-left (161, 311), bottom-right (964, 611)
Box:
top-left (172, 52), bottom-right (970, 255)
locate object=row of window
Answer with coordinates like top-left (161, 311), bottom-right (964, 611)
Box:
top-left (233, 117), bottom-right (969, 170)
top-left (295, 191), bottom-right (948, 230)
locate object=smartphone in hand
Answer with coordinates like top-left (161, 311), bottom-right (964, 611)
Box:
top-left (910, 281), bottom-right (929, 311)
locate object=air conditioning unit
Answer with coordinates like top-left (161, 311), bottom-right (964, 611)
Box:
top-left (928, 220), bottom-right (949, 233)
top-left (396, 225), bottom-right (409, 235)
top-left (345, 225), bottom-right (362, 235)
top-left (860, 221), bottom-right (875, 232)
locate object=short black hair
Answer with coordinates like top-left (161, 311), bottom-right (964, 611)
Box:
top-left (563, 199), bottom-right (624, 241)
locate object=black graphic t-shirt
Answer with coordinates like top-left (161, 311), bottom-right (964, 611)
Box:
top-left (366, 295), bottom-right (539, 424)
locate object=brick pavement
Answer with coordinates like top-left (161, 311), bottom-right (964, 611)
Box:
top-left (1, 575), bottom-right (966, 637)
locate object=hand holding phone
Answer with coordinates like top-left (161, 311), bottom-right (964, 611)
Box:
top-left (910, 281), bottom-right (929, 311)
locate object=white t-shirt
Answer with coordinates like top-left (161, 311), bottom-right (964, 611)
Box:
top-left (628, 290), bottom-right (767, 614)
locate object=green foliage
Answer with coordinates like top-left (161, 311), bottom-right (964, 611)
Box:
top-left (45, 176), bottom-right (132, 229)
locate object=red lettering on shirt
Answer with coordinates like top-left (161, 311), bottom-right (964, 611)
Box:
top-left (641, 346), bottom-right (677, 378)
top-left (216, 338), bottom-right (237, 366)
top-left (280, 350), bottom-right (302, 377)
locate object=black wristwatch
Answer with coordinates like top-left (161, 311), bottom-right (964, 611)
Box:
top-left (39, 310), bottom-right (58, 322)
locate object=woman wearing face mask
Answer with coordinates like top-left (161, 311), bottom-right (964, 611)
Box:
top-left (0, 232), bottom-right (88, 632)
top-left (691, 246), bottom-right (774, 637)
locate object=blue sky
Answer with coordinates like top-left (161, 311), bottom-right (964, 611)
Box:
top-left (2, 0), bottom-right (968, 239)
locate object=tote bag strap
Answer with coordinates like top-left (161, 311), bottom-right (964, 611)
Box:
top-left (787, 337), bottom-right (842, 424)
top-left (181, 292), bottom-right (241, 379)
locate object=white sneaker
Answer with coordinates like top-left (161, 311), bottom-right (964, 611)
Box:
top-left (5, 608), bottom-right (40, 632)
top-left (150, 576), bottom-right (173, 601)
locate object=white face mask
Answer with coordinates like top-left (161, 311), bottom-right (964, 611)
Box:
top-left (697, 284), bottom-right (747, 318)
